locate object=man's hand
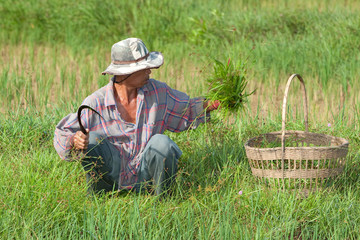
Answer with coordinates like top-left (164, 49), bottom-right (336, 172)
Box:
top-left (204, 100), bottom-right (221, 112)
top-left (72, 129), bottom-right (89, 150)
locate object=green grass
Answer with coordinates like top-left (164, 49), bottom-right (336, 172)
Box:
top-left (1, 0), bottom-right (360, 238)
top-left (1, 0), bottom-right (360, 122)
top-left (1, 110), bottom-right (359, 239)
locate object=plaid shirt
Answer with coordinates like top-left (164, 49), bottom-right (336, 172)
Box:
top-left (54, 79), bottom-right (208, 188)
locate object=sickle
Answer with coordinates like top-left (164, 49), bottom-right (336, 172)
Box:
top-left (77, 105), bottom-right (104, 134)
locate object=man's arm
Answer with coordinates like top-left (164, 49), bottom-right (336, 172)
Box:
top-left (164, 84), bottom-right (219, 132)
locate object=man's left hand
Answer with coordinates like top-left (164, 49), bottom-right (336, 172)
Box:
top-left (204, 100), bottom-right (220, 112)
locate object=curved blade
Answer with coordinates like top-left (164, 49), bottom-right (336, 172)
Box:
top-left (77, 105), bottom-right (104, 134)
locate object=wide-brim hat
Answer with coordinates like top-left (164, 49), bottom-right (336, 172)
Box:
top-left (102, 38), bottom-right (164, 76)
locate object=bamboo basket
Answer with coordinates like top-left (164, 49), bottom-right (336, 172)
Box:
top-left (244, 74), bottom-right (349, 193)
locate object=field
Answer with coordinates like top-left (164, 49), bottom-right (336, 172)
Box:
top-left (1, 0), bottom-right (360, 238)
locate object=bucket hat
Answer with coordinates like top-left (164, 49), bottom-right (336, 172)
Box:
top-left (102, 38), bottom-right (164, 76)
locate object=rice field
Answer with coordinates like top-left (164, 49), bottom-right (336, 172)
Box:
top-left (1, 0), bottom-right (360, 238)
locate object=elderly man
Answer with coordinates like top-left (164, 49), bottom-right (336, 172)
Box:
top-left (54, 38), bottom-right (219, 195)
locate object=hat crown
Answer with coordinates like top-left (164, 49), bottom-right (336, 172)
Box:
top-left (102, 37), bottom-right (164, 76)
top-left (111, 38), bottom-right (149, 62)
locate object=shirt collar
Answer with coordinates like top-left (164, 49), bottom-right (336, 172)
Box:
top-left (104, 81), bottom-right (116, 107)
top-left (140, 83), bottom-right (149, 93)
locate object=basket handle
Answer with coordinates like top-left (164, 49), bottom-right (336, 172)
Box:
top-left (281, 74), bottom-right (309, 154)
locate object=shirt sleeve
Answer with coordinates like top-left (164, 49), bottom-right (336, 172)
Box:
top-left (53, 107), bottom-right (91, 161)
top-left (164, 84), bottom-right (209, 132)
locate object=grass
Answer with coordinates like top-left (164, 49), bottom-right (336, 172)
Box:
top-left (1, 0), bottom-right (360, 238)
top-left (1, 110), bottom-right (359, 239)
top-left (1, 1), bottom-right (360, 122)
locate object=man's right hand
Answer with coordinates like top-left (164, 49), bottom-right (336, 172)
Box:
top-left (72, 129), bottom-right (89, 150)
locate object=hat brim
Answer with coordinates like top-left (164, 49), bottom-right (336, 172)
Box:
top-left (102, 51), bottom-right (164, 75)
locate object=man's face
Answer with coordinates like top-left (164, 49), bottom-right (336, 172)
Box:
top-left (121, 69), bottom-right (151, 88)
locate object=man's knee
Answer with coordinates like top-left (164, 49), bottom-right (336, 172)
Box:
top-left (88, 132), bottom-right (104, 146)
top-left (86, 132), bottom-right (107, 158)
top-left (148, 134), bottom-right (182, 158)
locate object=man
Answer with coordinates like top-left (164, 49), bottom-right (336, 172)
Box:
top-left (54, 38), bottom-right (219, 195)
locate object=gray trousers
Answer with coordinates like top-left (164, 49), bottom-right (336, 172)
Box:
top-left (82, 133), bottom-right (182, 195)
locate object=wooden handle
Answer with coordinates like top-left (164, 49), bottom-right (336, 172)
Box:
top-left (281, 74), bottom-right (309, 151)
top-left (280, 74), bottom-right (308, 182)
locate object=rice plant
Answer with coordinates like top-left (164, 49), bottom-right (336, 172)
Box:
top-left (206, 58), bottom-right (254, 112)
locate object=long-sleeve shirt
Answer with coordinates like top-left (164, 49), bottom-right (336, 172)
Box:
top-left (53, 79), bottom-right (208, 188)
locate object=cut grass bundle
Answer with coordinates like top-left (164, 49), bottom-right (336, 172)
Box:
top-left (206, 58), bottom-right (254, 112)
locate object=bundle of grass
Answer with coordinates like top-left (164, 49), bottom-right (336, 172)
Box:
top-left (206, 58), bottom-right (254, 112)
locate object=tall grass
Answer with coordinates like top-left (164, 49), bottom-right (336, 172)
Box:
top-left (1, 0), bottom-right (360, 122)
top-left (1, 0), bottom-right (360, 238)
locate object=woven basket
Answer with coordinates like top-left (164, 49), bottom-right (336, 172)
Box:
top-left (244, 74), bottom-right (349, 192)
